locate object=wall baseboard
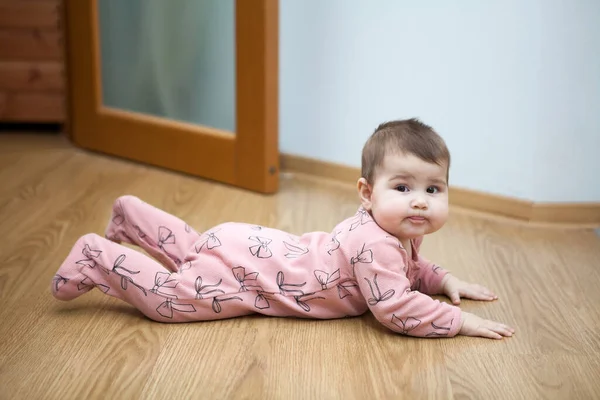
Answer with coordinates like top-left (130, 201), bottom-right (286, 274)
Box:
top-left (280, 153), bottom-right (600, 226)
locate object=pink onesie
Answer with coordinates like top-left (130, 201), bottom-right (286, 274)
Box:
top-left (51, 195), bottom-right (462, 338)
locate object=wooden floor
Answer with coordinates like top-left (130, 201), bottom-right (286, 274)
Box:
top-left (1, 132), bottom-right (599, 400)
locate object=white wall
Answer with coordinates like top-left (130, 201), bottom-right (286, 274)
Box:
top-left (280, 0), bottom-right (600, 203)
top-left (531, 1), bottom-right (600, 203)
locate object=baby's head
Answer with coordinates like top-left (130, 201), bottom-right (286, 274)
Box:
top-left (358, 118), bottom-right (450, 241)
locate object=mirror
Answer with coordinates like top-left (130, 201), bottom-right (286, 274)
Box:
top-left (97, 0), bottom-right (236, 133)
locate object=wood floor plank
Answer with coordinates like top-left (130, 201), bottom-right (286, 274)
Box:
top-left (0, 150), bottom-right (70, 206)
top-left (446, 353), bottom-right (600, 399)
top-left (0, 132), bottom-right (599, 400)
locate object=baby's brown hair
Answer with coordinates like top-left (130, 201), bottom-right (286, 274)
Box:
top-left (361, 118), bottom-right (451, 184)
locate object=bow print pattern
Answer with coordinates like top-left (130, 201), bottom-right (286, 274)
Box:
top-left (178, 261), bottom-right (192, 274)
top-left (326, 230), bottom-right (341, 255)
top-left (364, 274), bottom-right (395, 306)
top-left (112, 202), bottom-right (125, 226)
top-left (232, 266), bottom-right (262, 292)
top-left (157, 226), bottom-right (176, 251)
top-left (337, 279), bottom-right (358, 299)
top-left (350, 243), bottom-right (373, 276)
top-left (294, 292), bottom-right (326, 312)
top-left (156, 298), bottom-right (196, 319)
top-left (248, 236), bottom-right (273, 259)
top-left (391, 315), bottom-right (422, 335)
top-left (349, 208), bottom-right (372, 231)
top-left (195, 230), bottom-right (222, 253)
top-left (108, 254), bottom-right (147, 295)
top-left (76, 244), bottom-right (102, 269)
top-left (432, 265), bottom-right (442, 275)
top-left (157, 226), bottom-right (183, 265)
top-left (212, 295), bottom-right (243, 313)
top-left (283, 241), bottom-right (309, 259)
top-left (425, 320), bottom-right (453, 337)
top-left (52, 274), bottom-right (68, 293)
top-left (150, 272), bottom-right (178, 298)
top-left (276, 271), bottom-right (306, 296)
top-left (194, 276), bottom-right (225, 299)
top-left (109, 254), bottom-right (139, 275)
top-left (78, 277), bottom-right (110, 293)
top-left (254, 290), bottom-right (277, 310)
top-left (314, 269), bottom-right (340, 290)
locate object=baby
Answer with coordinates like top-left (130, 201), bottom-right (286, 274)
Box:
top-left (51, 118), bottom-right (514, 339)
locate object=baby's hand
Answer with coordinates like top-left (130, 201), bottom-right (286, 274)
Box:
top-left (441, 274), bottom-right (498, 305)
top-left (460, 311), bottom-right (515, 340)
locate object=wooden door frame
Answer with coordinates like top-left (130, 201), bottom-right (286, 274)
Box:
top-left (63, 0), bottom-right (279, 193)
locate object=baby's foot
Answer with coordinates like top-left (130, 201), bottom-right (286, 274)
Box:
top-left (104, 197), bottom-right (127, 243)
top-left (51, 234), bottom-right (102, 301)
top-left (104, 195), bottom-right (143, 244)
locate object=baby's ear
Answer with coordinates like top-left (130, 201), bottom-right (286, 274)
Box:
top-left (357, 178), bottom-right (373, 210)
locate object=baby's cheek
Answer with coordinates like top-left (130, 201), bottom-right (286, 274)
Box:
top-left (434, 205), bottom-right (449, 226)
top-left (381, 200), bottom-right (402, 216)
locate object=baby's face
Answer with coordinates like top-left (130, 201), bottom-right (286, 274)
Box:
top-left (362, 152), bottom-right (449, 240)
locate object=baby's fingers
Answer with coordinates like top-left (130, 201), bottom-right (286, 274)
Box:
top-left (478, 327), bottom-right (503, 340)
top-left (477, 285), bottom-right (498, 298)
top-left (461, 286), bottom-right (497, 301)
top-left (485, 321), bottom-right (514, 337)
top-left (497, 323), bottom-right (515, 335)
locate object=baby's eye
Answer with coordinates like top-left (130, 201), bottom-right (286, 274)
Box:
top-left (396, 185), bottom-right (409, 193)
top-left (427, 186), bottom-right (439, 194)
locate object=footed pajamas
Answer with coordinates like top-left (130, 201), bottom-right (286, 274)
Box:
top-left (51, 195), bottom-right (462, 338)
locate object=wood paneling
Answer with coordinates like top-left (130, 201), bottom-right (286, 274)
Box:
top-left (0, 28), bottom-right (62, 61)
top-left (531, 202), bottom-right (600, 225)
top-left (448, 185), bottom-right (533, 221)
top-left (0, 61), bottom-right (64, 91)
top-left (0, 91), bottom-right (64, 121)
top-left (0, 1), bottom-right (60, 29)
top-left (0, 1), bottom-right (66, 123)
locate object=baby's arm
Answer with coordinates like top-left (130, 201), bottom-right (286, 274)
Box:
top-left (352, 237), bottom-right (514, 339)
top-left (353, 238), bottom-right (462, 338)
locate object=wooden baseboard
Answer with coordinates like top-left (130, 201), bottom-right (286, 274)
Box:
top-left (280, 153), bottom-right (600, 226)
top-left (530, 203), bottom-right (600, 225)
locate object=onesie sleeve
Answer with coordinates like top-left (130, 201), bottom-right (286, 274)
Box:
top-left (411, 236), bottom-right (452, 295)
top-left (351, 237), bottom-right (462, 338)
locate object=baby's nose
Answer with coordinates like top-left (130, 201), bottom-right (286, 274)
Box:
top-left (411, 197), bottom-right (428, 209)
